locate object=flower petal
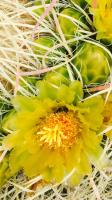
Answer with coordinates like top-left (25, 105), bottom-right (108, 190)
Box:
top-left (78, 95), bottom-right (104, 131)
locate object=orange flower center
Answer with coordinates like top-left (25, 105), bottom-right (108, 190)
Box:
top-left (37, 111), bottom-right (81, 150)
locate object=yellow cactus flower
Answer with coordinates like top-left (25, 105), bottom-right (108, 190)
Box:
top-left (103, 94), bottom-right (112, 139)
top-left (86, 0), bottom-right (112, 41)
top-left (0, 68), bottom-right (104, 186)
top-left (0, 154), bottom-right (12, 186)
top-left (1, 93), bottom-right (104, 186)
top-left (103, 95), bottom-right (112, 125)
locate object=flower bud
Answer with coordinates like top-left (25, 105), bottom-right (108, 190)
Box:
top-left (58, 8), bottom-right (84, 40)
top-left (73, 43), bottom-right (111, 84)
top-left (34, 36), bottom-right (55, 64)
top-left (34, 36), bottom-right (54, 54)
